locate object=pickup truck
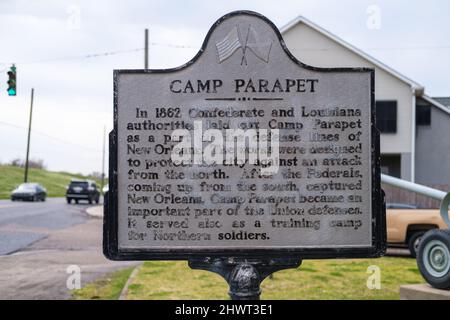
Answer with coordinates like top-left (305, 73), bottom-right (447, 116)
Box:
top-left (387, 208), bottom-right (448, 257)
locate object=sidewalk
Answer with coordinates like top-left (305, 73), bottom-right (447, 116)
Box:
top-left (86, 205), bottom-right (103, 218)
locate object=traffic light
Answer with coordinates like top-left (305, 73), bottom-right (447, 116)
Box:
top-left (7, 64), bottom-right (16, 96)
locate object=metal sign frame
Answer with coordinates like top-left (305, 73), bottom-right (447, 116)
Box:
top-left (103, 10), bottom-right (386, 261)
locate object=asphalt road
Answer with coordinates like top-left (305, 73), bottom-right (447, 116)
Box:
top-left (0, 198), bottom-right (87, 255)
top-left (0, 198), bottom-right (138, 300)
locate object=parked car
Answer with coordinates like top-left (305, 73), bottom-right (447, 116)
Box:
top-left (11, 183), bottom-right (47, 202)
top-left (66, 179), bottom-right (100, 204)
top-left (387, 206), bottom-right (448, 257)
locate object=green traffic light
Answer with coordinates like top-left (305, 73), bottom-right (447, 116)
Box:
top-left (7, 64), bottom-right (17, 96)
top-left (8, 87), bottom-right (16, 96)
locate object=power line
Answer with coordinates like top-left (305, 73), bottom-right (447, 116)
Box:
top-left (289, 45), bottom-right (450, 53)
top-left (0, 42), bottom-right (199, 65)
top-left (1, 40), bottom-right (448, 67)
top-left (19, 48), bottom-right (145, 65)
top-left (150, 41), bottom-right (197, 49)
top-left (2, 42), bottom-right (447, 66)
top-left (0, 121), bottom-right (103, 153)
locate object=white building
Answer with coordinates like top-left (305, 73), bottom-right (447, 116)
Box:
top-left (281, 16), bottom-right (450, 185)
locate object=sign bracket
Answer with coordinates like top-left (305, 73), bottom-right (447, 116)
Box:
top-left (188, 257), bottom-right (301, 300)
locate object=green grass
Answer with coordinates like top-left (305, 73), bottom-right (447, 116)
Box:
top-left (0, 165), bottom-right (103, 199)
top-left (127, 258), bottom-right (424, 300)
top-left (75, 257), bottom-right (424, 300)
top-left (72, 267), bottom-right (134, 300)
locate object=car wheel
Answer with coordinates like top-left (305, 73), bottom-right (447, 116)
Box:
top-left (88, 198), bottom-right (92, 204)
top-left (408, 231), bottom-right (426, 258)
top-left (67, 198), bottom-right (71, 204)
top-left (75, 199), bottom-right (79, 204)
top-left (417, 229), bottom-right (450, 289)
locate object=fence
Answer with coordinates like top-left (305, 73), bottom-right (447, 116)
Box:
top-left (382, 183), bottom-right (450, 209)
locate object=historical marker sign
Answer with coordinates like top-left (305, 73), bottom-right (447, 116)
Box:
top-left (104, 11), bottom-right (386, 261)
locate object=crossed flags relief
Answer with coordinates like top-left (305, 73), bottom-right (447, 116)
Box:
top-left (216, 25), bottom-right (273, 64)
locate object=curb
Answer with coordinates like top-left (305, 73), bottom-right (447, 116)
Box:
top-left (85, 205), bottom-right (103, 218)
top-left (119, 263), bottom-right (143, 300)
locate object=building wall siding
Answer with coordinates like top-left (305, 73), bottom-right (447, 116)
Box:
top-left (400, 153), bottom-right (412, 181)
top-left (382, 183), bottom-right (450, 208)
top-left (415, 106), bottom-right (450, 185)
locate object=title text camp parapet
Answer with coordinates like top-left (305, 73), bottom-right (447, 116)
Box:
top-left (169, 78), bottom-right (319, 94)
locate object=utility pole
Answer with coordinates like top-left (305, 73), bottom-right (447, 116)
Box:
top-left (101, 126), bottom-right (106, 193)
top-left (144, 28), bottom-right (149, 69)
top-left (24, 88), bottom-right (34, 183)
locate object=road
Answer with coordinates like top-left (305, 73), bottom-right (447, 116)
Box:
top-left (0, 198), bottom-right (87, 255)
top-left (0, 198), bottom-right (137, 300)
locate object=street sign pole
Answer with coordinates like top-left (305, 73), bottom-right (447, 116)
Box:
top-left (144, 28), bottom-right (149, 69)
top-left (24, 88), bottom-right (34, 183)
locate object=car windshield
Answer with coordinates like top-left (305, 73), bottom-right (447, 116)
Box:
top-left (17, 184), bottom-right (36, 191)
top-left (70, 182), bottom-right (88, 188)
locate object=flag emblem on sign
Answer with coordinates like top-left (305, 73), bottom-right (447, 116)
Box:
top-left (245, 26), bottom-right (272, 63)
top-left (216, 27), bottom-right (242, 63)
top-left (216, 25), bottom-right (272, 65)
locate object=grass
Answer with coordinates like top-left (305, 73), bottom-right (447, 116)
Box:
top-left (0, 165), bottom-right (103, 199)
top-left (73, 257), bottom-right (425, 300)
top-left (72, 267), bottom-right (135, 300)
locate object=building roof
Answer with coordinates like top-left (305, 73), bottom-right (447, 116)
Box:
top-left (433, 97), bottom-right (450, 108)
top-left (422, 95), bottom-right (450, 116)
top-left (280, 16), bottom-right (425, 94)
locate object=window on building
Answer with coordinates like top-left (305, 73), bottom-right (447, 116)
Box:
top-left (376, 101), bottom-right (397, 133)
top-left (416, 104), bottom-right (431, 126)
top-left (380, 155), bottom-right (401, 178)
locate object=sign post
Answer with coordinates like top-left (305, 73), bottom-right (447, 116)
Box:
top-left (104, 11), bottom-right (386, 299)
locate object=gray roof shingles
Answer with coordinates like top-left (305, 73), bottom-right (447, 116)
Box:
top-left (433, 97), bottom-right (450, 108)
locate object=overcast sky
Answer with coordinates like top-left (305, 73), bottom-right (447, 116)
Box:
top-left (1, 0), bottom-right (449, 175)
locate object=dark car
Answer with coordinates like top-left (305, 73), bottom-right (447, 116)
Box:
top-left (11, 183), bottom-right (47, 202)
top-left (66, 180), bottom-right (100, 204)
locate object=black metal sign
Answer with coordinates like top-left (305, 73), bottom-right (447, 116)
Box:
top-left (104, 11), bottom-right (386, 262)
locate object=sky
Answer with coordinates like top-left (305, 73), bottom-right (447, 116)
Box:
top-left (0, 0), bottom-right (449, 175)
